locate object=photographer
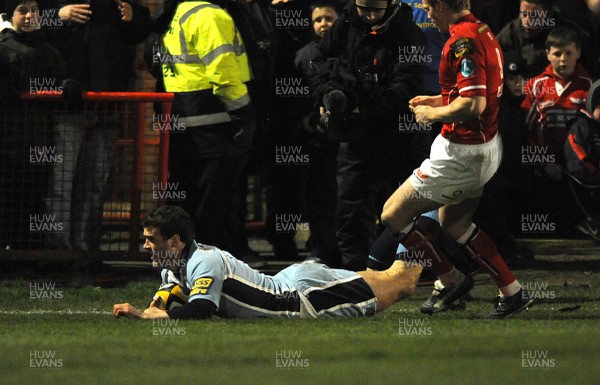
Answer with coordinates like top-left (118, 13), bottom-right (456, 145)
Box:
top-left (309, 0), bottom-right (427, 270)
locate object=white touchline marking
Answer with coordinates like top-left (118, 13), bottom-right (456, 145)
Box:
top-left (0, 309), bottom-right (113, 315)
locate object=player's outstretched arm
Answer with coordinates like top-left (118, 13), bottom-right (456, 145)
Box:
top-left (114, 296), bottom-right (217, 320)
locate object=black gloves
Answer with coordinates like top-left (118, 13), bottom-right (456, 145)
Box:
top-left (317, 90), bottom-right (347, 140)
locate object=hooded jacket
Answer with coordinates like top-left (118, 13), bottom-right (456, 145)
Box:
top-left (0, 21), bottom-right (65, 101)
top-left (309, 2), bottom-right (426, 126)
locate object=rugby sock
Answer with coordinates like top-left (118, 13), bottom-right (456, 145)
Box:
top-left (399, 216), bottom-right (455, 278)
top-left (367, 228), bottom-right (399, 271)
top-left (458, 223), bottom-right (521, 297)
top-left (434, 224), bottom-right (478, 275)
top-left (438, 267), bottom-right (463, 286)
top-left (368, 218), bottom-right (419, 270)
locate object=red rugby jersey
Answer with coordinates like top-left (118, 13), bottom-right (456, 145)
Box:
top-left (439, 13), bottom-right (504, 144)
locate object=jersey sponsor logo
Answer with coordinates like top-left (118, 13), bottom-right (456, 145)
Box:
top-left (190, 277), bottom-right (213, 295)
top-left (538, 100), bottom-right (555, 109)
top-left (450, 38), bottom-right (473, 59)
top-left (460, 58), bottom-right (475, 78)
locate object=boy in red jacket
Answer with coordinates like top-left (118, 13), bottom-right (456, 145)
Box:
top-left (521, 26), bottom-right (594, 180)
top-left (520, 26), bottom-right (595, 236)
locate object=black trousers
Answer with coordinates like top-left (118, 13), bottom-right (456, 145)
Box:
top-left (336, 130), bottom-right (428, 270)
top-left (168, 122), bottom-right (253, 255)
top-left (301, 139), bottom-right (341, 266)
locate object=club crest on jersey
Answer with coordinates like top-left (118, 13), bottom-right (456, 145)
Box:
top-left (191, 277), bottom-right (213, 295)
top-left (450, 38), bottom-right (473, 58)
top-left (460, 58), bottom-right (475, 78)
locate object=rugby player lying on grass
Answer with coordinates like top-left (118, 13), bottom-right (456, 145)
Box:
top-left (113, 205), bottom-right (421, 320)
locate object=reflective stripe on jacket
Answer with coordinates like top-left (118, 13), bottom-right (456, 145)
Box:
top-left (162, 1), bottom-right (251, 124)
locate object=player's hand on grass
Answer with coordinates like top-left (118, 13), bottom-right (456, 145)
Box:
top-left (114, 299), bottom-right (169, 319)
top-left (113, 303), bottom-right (143, 318)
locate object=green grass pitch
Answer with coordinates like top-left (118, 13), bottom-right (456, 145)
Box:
top-left (2, 251), bottom-right (599, 385)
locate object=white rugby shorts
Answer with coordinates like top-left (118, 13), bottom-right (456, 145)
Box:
top-left (409, 133), bottom-right (502, 204)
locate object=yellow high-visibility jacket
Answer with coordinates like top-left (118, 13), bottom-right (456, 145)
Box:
top-left (162, 1), bottom-right (252, 126)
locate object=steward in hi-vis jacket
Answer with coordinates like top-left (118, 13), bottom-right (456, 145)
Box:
top-left (162, 1), bottom-right (257, 261)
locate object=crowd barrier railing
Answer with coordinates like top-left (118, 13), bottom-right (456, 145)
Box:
top-left (0, 92), bottom-right (173, 261)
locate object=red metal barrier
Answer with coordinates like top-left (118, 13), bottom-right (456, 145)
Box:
top-left (0, 92), bottom-right (174, 261)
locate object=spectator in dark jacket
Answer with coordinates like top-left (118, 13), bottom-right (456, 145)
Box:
top-left (0, 0), bottom-right (66, 248)
top-left (262, 0), bottom-right (314, 259)
top-left (310, 0), bottom-right (427, 270)
top-left (496, 0), bottom-right (598, 78)
top-left (39, 0), bottom-right (150, 251)
top-left (470, 0), bottom-right (519, 34)
top-left (293, 0), bottom-right (344, 267)
top-left (41, 0), bottom-right (150, 91)
top-left (0, 0), bottom-right (65, 100)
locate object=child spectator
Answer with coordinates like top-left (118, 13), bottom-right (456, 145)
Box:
top-left (0, 0), bottom-right (65, 100)
top-left (0, 0), bottom-right (66, 248)
top-left (521, 26), bottom-right (593, 169)
top-left (520, 26), bottom-right (594, 236)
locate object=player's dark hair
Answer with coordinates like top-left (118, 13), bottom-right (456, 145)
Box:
top-left (545, 26), bottom-right (581, 51)
top-left (142, 205), bottom-right (195, 244)
top-left (426, 0), bottom-right (470, 12)
top-left (309, 0), bottom-right (343, 17)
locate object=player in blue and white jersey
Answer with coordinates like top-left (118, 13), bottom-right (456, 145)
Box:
top-left (114, 205), bottom-right (422, 320)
